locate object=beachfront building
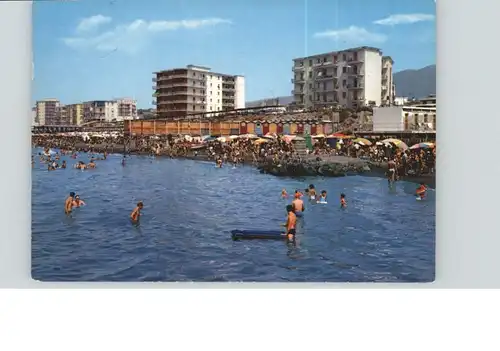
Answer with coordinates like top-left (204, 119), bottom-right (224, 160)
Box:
top-left (292, 46), bottom-right (394, 109)
top-left (115, 97), bottom-right (138, 121)
top-left (372, 106), bottom-right (436, 133)
top-left (36, 98), bottom-right (60, 126)
top-left (82, 100), bottom-right (118, 123)
top-left (55, 104), bottom-right (70, 125)
top-left (66, 103), bottom-right (84, 125)
top-left (31, 107), bottom-right (37, 126)
top-left (153, 64), bottom-right (245, 119)
top-left (381, 56), bottom-right (396, 106)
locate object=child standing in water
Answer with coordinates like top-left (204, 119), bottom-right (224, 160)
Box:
top-left (281, 188), bottom-right (288, 198)
top-left (318, 190), bottom-right (328, 203)
top-left (130, 201), bottom-right (144, 224)
top-left (340, 193), bottom-right (347, 208)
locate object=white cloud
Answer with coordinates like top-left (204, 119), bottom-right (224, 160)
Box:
top-left (76, 14), bottom-right (112, 33)
top-left (373, 14), bottom-right (435, 26)
top-left (314, 26), bottom-right (387, 44)
top-left (63, 17), bottom-right (232, 54)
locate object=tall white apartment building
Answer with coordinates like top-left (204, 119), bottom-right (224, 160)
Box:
top-left (292, 46), bottom-right (394, 109)
top-left (153, 64), bottom-right (245, 119)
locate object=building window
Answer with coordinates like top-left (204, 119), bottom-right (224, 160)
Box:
top-left (193, 97), bottom-right (195, 101)
top-left (309, 60), bottom-right (312, 65)
top-left (423, 114), bottom-right (428, 123)
top-left (342, 67), bottom-right (347, 73)
top-left (309, 83), bottom-right (312, 89)
top-left (193, 106), bottom-right (196, 110)
top-left (193, 89), bottom-right (195, 93)
top-left (308, 71), bottom-right (312, 78)
top-left (342, 54), bottom-right (346, 61)
top-left (342, 92), bottom-right (346, 98)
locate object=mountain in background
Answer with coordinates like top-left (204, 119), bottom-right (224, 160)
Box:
top-left (245, 64), bottom-right (436, 106)
top-left (393, 65), bottom-right (436, 99)
top-left (246, 96), bottom-right (294, 108)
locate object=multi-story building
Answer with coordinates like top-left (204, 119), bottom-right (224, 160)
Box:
top-left (381, 56), bottom-right (396, 106)
top-left (115, 98), bottom-right (138, 121)
top-left (31, 107), bottom-right (37, 126)
top-left (82, 100), bottom-right (118, 122)
top-left (67, 103), bottom-right (84, 125)
top-left (153, 64), bottom-right (245, 119)
top-left (292, 46), bottom-right (393, 109)
top-left (36, 98), bottom-right (60, 126)
top-left (55, 104), bottom-right (69, 125)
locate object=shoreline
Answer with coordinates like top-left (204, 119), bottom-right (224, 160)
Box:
top-left (34, 143), bottom-right (436, 188)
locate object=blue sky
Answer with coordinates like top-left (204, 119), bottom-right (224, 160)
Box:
top-left (33, 0), bottom-right (436, 108)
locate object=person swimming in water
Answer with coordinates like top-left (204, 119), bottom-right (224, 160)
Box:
top-left (130, 201), bottom-right (144, 223)
top-left (61, 160), bottom-right (67, 169)
top-left (340, 193), bottom-right (347, 208)
top-left (72, 195), bottom-right (86, 208)
top-left (121, 156), bottom-right (126, 166)
top-left (292, 192), bottom-right (305, 215)
top-left (318, 190), bottom-right (327, 203)
top-left (216, 158), bottom-right (223, 168)
top-left (416, 182), bottom-right (427, 200)
top-left (281, 188), bottom-right (288, 198)
top-left (294, 189), bottom-right (303, 198)
top-left (65, 192), bottom-right (75, 214)
top-left (308, 184), bottom-right (317, 200)
top-left (282, 204), bottom-right (297, 242)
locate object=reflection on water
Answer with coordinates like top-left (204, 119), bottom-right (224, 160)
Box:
top-left (31, 149), bottom-right (435, 282)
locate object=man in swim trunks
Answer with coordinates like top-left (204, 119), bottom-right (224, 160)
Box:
top-left (283, 204), bottom-right (296, 242)
top-left (387, 159), bottom-right (396, 184)
top-left (292, 193), bottom-right (305, 214)
top-left (72, 195), bottom-right (86, 208)
top-left (130, 201), bottom-right (144, 223)
top-left (65, 192), bottom-right (75, 214)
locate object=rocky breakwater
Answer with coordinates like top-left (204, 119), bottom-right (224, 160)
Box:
top-left (257, 155), bottom-right (371, 177)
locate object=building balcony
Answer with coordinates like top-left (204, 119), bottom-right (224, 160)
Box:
top-left (348, 84), bottom-right (364, 90)
top-left (152, 77), bottom-right (157, 82)
top-left (292, 90), bottom-right (305, 95)
top-left (292, 66), bottom-right (305, 71)
top-left (313, 62), bottom-right (336, 69)
top-left (314, 87), bottom-right (337, 93)
top-left (347, 57), bottom-right (363, 64)
top-left (157, 99), bottom-right (190, 104)
top-left (315, 75), bottom-right (335, 81)
top-left (156, 74), bottom-right (189, 81)
top-left (294, 77), bottom-right (305, 83)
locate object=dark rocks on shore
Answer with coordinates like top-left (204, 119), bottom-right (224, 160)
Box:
top-left (257, 158), bottom-right (371, 177)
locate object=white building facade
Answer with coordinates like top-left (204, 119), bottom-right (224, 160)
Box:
top-left (292, 46), bottom-right (394, 109)
top-left (115, 98), bottom-right (138, 121)
top-left (153, 65), bottom-right (245, 119)
top-left (83, 100), bottom-right (118, 122)
top-left (373, 106), bottom-right (436, 132)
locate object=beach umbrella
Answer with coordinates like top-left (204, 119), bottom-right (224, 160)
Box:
top-left (353, 137), bottom-right (372, 146)
top-left (381, 138), bottom-right (408, 150)
top-left (312, 134), bottom-right (325, 138)
top-left (410, 142), bottom-right (435, 150)
top-left (216, 136), bottom-right (227, 142)
top-left (264, 132), bottom-right (277, 139)
top-left (228, 135), bottom-right (239, 140)
top-left (254, 138), bottom-right (269, 145)
top-left (239, 133), bottom-right (258, 139)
